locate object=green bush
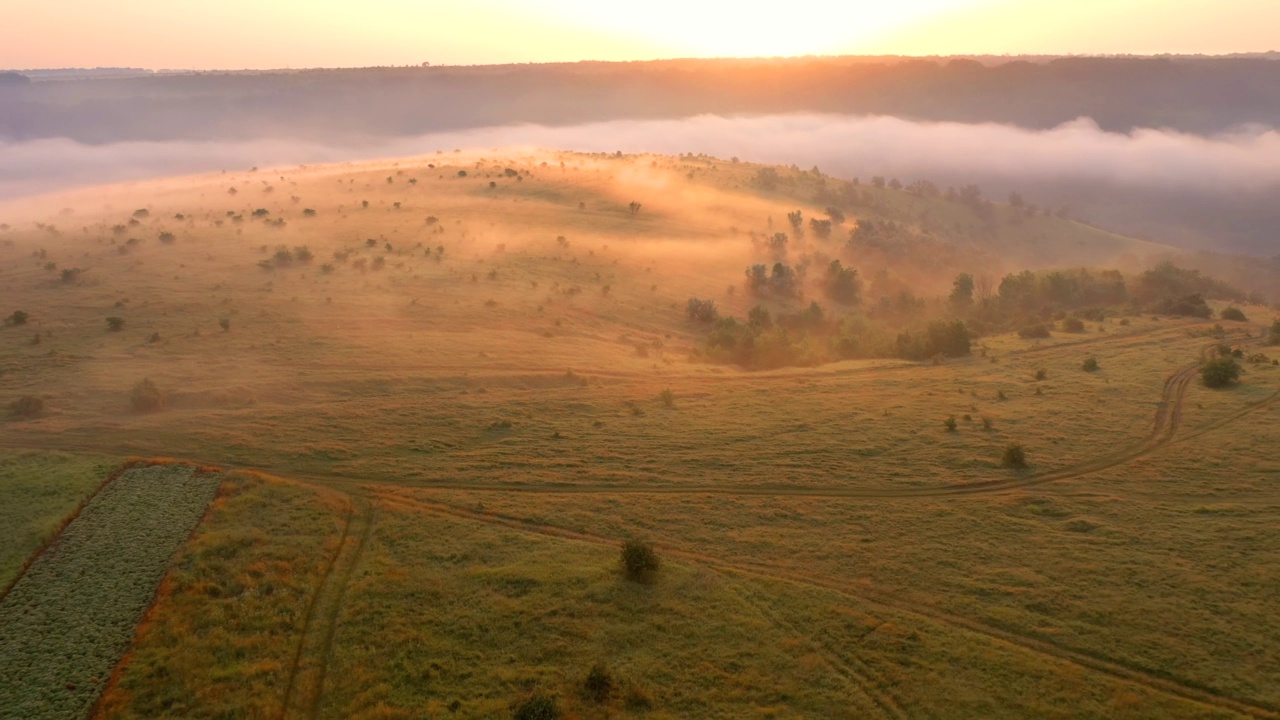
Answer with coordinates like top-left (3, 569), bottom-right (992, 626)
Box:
top-left (1082, 357), bottom-right (1100, 372)
top-left (1002, 444), bottom-right (1027, 468)
top-left (513, 692), bottom-right (557, 720)
top-left (1061, 317), bottom-right (1085, 333)
top-left (584, 664), bottom-right (614, 703)
top-left (7, 310), bottom-right (28, 326)
top-left (621, 538), bottom-right (659, 582)
top-left (1268, 320), bottom-right (1280, 346)
top-left (106, 316), bottom-right (125, 332)
top-left (1200, 357), bottom-right (1241, 388)
top-left (944, 415), bottom-right (957, 432)
top-left (1220, 306), bottom-right (1247, 322)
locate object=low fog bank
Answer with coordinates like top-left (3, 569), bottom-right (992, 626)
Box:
top-left (4, 114), bottom-right (1279, 254)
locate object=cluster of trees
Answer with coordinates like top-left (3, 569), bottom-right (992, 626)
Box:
top-left (690, 259), bottom-right (1253, 371)
top-left (745, 263), bottom-right (801, 298)
top-left (698, 299), bottom-right (972, 370)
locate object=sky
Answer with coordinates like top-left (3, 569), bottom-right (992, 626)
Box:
top-left (2, 0), bottom-right (1277, 70)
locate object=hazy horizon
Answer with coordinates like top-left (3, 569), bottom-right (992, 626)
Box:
top-left (3, 0), bottom-right (1279, 70)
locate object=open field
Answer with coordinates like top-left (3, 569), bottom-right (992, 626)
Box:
top-left (0, 451), bottom-right (112, 589)
top-left (0, 152), bottom-right (1278, 717)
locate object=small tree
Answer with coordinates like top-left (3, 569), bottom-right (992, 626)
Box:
top-left (621, 538), bottom-right (659, 581)
top-left (512, 693), bottom-right (558, 720)
top-left (130, 378), bottom-right (163, 412)
top-left (944, 415), bottom-right (957, 432)
top-left (106, 316), bottom-right (125, 332)
top-left (949, 273), bottom-right (974, 308)
top-left (9, 395), bottom-right (43, 418)
top-left (686, 298), bottom-right (718, 323)
top-left (584, 664), bottom-right (614, 704)
top-left (1220, 307), bottom-right (1247, 322)
top-left (658, 388), bottom-right (674, 408)
top-left (7, 310), bottom-right (27, 326)
top-left (1002, 444), bottom-right (1027, 468)
top-left (1200, 357), bottom-right (1240, 388)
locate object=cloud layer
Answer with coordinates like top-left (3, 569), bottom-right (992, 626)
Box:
top-left (4, 113), bottom-right (1279, 201)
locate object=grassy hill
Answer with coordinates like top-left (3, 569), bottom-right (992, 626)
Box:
top-left (1, 152), bottom-right (1278, 718)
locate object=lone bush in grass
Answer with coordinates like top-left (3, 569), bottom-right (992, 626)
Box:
top-left (621, 538), bottom-right (659, 582)
top-left (944, 415), bottom-right (957, 431)
top-left (1002, 444), bottom-right (1027, 468)
top-left (130, 378), bottom-right (164, 412)
top-left (9, 395), bottom-right (43, 418)
top-left (686, 297), bottom-right (718, 323)
top-left (8, 310), bottom-right (28, 325)
top-left (513, 692), bottom-right (558, 720)
top-left (1061, 317), bottom-right (1085, 333)
top-left (584, 664), bottom-right (614, 703)
top-left (658, 388), bottom-right (674, 407)
top-left (1268, 319), bottom-right (1280, 346)
top-left (1220, 307), bottom-right (1247, 322)
top-left (1018, 323), bottom-right (1050, 339)
top-left (1200, 356), bottom-right (1241, 388)
top-left (106, 316), bottom-right (125, 332)
top-left (1082, 357), bottom-right (1100, 372)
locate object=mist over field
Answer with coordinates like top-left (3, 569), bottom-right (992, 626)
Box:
top-left (6, 113), bottom-right (1280, 254)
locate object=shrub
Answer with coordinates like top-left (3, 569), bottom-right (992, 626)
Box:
top-left (9, 395), bottom-right (43, 418)
top-left (513, 692), bottom-right (557, 720)
top-left (584, 664), bottom-right (614, 703)
top-left (1220, 306), bottom-right (1247, 322)
top-left (1018, 323), bottom-right (1051, 339)
top-left (7, 310), bottom-right (28, 325)
top-left (106, 316), bottom-right (125, 332)
top-left (130, 378), bottom-right (164, 412)
top-left (658, 388), bottom-right (674, 408)
top-left (621, 538), bottom-right (659, 581)
top-left (1061, 317), bottom-right (1086, 333)
top-left (1002, 444), bottom-right (1027, 468)
top-left (1268, 320), bottom-right (1280, 346)
top-left (981, 416), bottom-right (994, 431)
top-left (1082, 357), bottom-right (1100, 372)
top-left (686, 298), bottom-right (718, 323)
top-left (1200, 357), bottom-right (1241, 388)
top-left (158, 231), bottom-right (176, 244)
top-left (219, 318), bottom-right (231, 332)
top-left (944, 415), bottom-right (957, 432)
top-left (1034, 368), bottom-right (1047, 381)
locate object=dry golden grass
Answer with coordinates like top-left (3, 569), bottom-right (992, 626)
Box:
top-left (1, 151), bottom-right (1277, 718)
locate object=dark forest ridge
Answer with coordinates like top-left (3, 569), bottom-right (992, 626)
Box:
top-left (3, 55), bottom-right (1280, 144)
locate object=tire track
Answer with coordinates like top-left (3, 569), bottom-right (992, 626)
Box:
top-left (729, 579), bottom-right (904, 720)
top-left (3, 336), bottom-right (1270, 503)
top-left (373, 490), bottom-right (1280, 719)
top-left (278, 498), bottom-right (374, 720)
top-left (306, 502), bottom-right (374, 720)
